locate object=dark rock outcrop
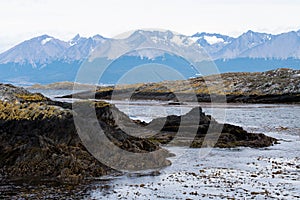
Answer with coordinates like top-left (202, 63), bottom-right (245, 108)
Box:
top-left (146, 107), bottom-right (277, 148)
top-left (0, 84), bottom-right (278, 183)
top-left (0, 86), bottom-right (171, 182)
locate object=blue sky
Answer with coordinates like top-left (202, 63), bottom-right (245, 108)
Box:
top-left (0, 0), bottom-right (299, 53)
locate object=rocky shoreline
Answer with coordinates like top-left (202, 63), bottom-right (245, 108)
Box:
top-left (61, 68), bottom-right (300, 103)
top-left (0, 84), bottom-right (171, 182)
top-left (0, 83), bottom-right (277, 182)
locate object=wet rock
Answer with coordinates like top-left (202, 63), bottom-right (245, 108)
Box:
top-left (0, 83), bottom-right (48, 103)
top-left (0, 85), bottom-right (170, 182)
top-left (147, 107), bottom-right (277, 148)
top-left (0, 83), bottom-right (278, 184)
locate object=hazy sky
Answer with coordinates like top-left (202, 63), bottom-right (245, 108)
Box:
top-left (0, 0), bottom-right (299, 53)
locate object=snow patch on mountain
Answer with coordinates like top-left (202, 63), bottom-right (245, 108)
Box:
top-left (211, 31), bottom-right (275, 59)
top-left (41, 37), bottom-right (53, 45)
top-left (171, 35), bottom-right (185, 46)
top-left (1, 29), bottom-right (300, 66)
top-left (203, 35), bottom-right (224, 45)
top-left (239, 31), bottom-right (300, 59)
top-left (170, 35), bottom-right (195, 47)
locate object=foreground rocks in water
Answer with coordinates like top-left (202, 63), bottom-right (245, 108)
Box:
top-left (0, 85), bottom-right (171, 181)
top-left (146, 107), bottom-right (277, 148)
top-left (0, 101), bottom-right (108, 180)
top-left (0, 84), bottom-right (277, 182)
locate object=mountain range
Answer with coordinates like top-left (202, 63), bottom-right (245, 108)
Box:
top-left (1, 30), bottom-right (300, 85)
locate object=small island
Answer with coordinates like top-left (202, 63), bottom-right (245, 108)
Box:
top-left (60, 68), bottom-right (300, 103)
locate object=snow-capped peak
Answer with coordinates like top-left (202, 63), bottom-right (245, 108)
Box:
top-left (92, 34), bottom-right (106, 43)
top-left (191, 32), bottom-right (233, 46)
top-left (1, 29), bottom-right (300, 66)
top-left (72, 34), bottom-right (81, 41)
top-left (245, 30), bottom-right (255, 36)
top-left (69, 34), bottom-right (82, 46)
top-left (127, 30), bottom-right (195, 47)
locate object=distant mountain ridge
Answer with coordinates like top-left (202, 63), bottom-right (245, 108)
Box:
top-left (2, 29), bottom-right (300, 65)
top-left (0, 29), bottom-right (300, 85)
top-left (0, 34), bottom-right (107, 65)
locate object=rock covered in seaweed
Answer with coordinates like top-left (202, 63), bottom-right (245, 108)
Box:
top-left (147, 107), bottom-right (277, 148)
top-left (0, 83), bottom-right (278, 182)
top-left (0, 83), bottom-right (48, 102)
top-left (0, 85), bottom-right (171, 181)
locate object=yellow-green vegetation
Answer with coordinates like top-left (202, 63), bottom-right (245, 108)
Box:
top-left (28, 82), bottom-right (95, 90)
top-left (113, 83), bottom-right (144, 90)
top-left (0, 101), bottom-right (69, 120)
top-left (93, 101), bottom-right (111, 108)
top-left (16, 93), bottom-right (48, 102)
top-left (73, 100), bottom-right (111, 108)
top-left (95, 87), bottom-right (114, 92)
top-left (89, 68), bottom-right (300, 98)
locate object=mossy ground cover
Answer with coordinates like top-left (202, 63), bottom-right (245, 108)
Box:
top-left (90, 68), bottom-right (300, 98)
